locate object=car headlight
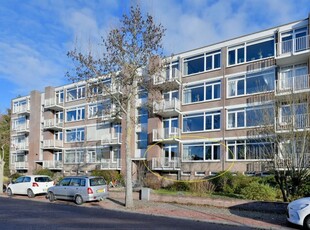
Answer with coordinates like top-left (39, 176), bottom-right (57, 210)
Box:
top-left (291, 204), bottom-right (309, 210)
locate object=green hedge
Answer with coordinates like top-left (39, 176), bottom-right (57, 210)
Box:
top-left (240, 182), bottom-right (277, 201)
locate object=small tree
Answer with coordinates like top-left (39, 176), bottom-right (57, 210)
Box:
top-left (67, 5), bottom-right (166, 207)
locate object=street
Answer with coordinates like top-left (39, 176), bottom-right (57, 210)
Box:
top-left (0, 196), bottom-right (256, 230)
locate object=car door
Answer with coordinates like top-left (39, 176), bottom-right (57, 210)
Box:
top-left (53, 178), bottom-right (71, 200)
top-left (67, 178), bottom-right (83, 201)
top-left (21, 176), bottom-right (32, 194)
top-left (11, 177), bottom-right (25, 194)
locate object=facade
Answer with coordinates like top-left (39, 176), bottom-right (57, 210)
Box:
top-left (10, 15), bottom-right (310, 182)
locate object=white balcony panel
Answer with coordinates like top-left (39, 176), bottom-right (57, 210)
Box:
top-left (152, 127), bottom-right (181, 142)
top-left (275, 74), bottom-right (310, 95)
top-left (100, 158), bottom-right (121, 170)
top-left (153, 98), bottom-right (181, 117)
top-left (151, 157), bottom-right (180, 170)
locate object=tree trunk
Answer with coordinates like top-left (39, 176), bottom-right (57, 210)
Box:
top-left (125, 100), bottom-right (134, 208)
top-left (0, 161), bottom-right (5, 194)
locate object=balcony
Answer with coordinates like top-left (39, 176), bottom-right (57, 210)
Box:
top-left (276, 35), bottom-right (310, 65)
top-left (152, 127), bottom-right (181, 142)
top-left (153, 98), bottom-right (181, 117)
top-left (43, 140), bottom-right (63, 150)
top-left (44, 98), bottom-right (64, 111)
top-left (100, 158), bottom-right (121, 170)
top-left (275, 74), bottom-right (310, 95)
top-left (101, 134), bottom-right (122, 146)
top-left (11, 162), bottom-right (28, 170)
top-left (153, 68), bottom-right (182, 86)
top-left (11, 142), bottom-right (29, 152)
top-left (13, 121), bottom-right (30, 134)
top-left (101, 108), bottom-right (122, 121)
top-left (43, 119), bottom-right (63, 131)
top-left (276, 113), bottom-right (310, 131)
top-left (13, 104), bottom-right (30, 114)
top-left (42, 160), bottom-right (63, 170)
top-left (151, 157), bottom-right (181, 170)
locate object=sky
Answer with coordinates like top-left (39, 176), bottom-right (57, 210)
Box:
top-left (0, 0), bottom-right (309, 113)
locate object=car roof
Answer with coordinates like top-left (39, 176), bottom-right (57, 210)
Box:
top-left (20, 175), bottom-right (51, 177)
top-left (63, 176), bottom-right (103, 179)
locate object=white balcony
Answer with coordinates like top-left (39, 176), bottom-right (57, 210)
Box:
top-left (101, 134), bottom-right (122, 145)
top-left (11, 162), bottom-right (28, 170)
top-left (43, 119), bottom-right (63, 131)
top-left (276, 113), bottom-right (310, 131)
top-left (153, 68), bottom-right (182, 85)
top-left (100, 158), bottom-right (121, 170)
top-left (13, 104), bottom-right (30, 114)
top-left (101, 108), bottom-right (122, 121)
top-left (151, 157), bottom-right (181, 170)
top-left (13, 121), bottom-right (30, 134)
top-left (11, 142), bottom-right (29, 151)
top-left (44, 98), bottom-right (64, 111)
top-left (43, 140), bottom-right (63, 150)
top-left (275, 74), bottom-right (310, 95)
top-left (153, 98), bottom-right (181, 117)
top-left (42, 160), bottom-right (63, 170)
top-left (152, 127), bottom-right (181, 142)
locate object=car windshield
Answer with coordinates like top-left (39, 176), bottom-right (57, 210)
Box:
top-left (90, 178), bottom-right (106, 186)
top-left (35, 177), bottom-right (52, 182)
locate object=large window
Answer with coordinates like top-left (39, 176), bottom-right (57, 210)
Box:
top-left (184, 50), bottom-right (221, 75)
top-left (66, 85), bottom-right (85, 102)
top-left (227, 140), bottom-right (273, 160)
top-left (183, 110), bottom-right (221, 132)
top-left (227, 69), bottom-right (275, 97)
top-left (64, 149), bottom-right (85, 163)
top-left (183, 142), bottom-right (221, 161)
top-left (228, 45), bottom-right (245, 65)
top-left (66, 127), bottom-right (85, 142)
top-left (137, 132), bottom-right (148, 150)
top-left (88, 103), bottom-right (107, 119)
top-left (137, 107), bottom-right (148, 124)
top-left (183, 80), bottom-right (221, 104)
top-left (66, 107), bottom-right (85, 122)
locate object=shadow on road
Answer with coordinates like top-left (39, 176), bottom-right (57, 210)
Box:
top-left (107, 197), bottom-right (125, 206)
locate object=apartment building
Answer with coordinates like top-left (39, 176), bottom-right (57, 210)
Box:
top-left (10, 15), bottom-right (310, 182)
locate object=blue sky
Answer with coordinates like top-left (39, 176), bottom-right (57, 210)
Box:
top-left (0, 0), bottom-right (309, 113)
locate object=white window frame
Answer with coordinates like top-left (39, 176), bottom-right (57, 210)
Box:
top-left (65, 127), bottom-right (85, 143)
top-left (227, 44), bottom-right (245, 66)
top-left (66, 85), bottom-right (86, 102)
top-left (182, 142), bottom-right (221, 162)
top-left (227, 76), bottom-right (245, 98)
top-left (65, 106), bottom-right (85, 122)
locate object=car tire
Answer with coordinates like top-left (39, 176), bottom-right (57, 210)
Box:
top-left (27, 189), bottom-right (35, 198)
top-left (75, 195), bottom-right (83, 205)
top-left (304, 215), bottom-right (310, 230)
top-left (48, 192), bottom-right (55, 202)
top-left (7, 188), bottom-right (13, 197)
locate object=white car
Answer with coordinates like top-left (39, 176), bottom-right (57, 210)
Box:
top-left (7, 175), bottom-right (54, 198)
top-left (287, 197), bottom-right (310, 229)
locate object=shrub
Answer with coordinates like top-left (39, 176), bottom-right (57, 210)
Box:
top-left (144, 173), bottom-right (162, 190)
top-left (165, 181), bottom-right (190, 192)
top-left (189, 181), bottom-right (215, 195)
top-left (240, 182), bottom-right (277, 201)
top-left (91, 170), bottom-right (123, 185)
top-left (33, 169), bottom-right (54, 178)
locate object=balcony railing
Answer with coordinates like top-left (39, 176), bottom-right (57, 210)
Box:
top-left (275, 74), bottom-right (310, 95)
top-left (276, 113), bottom-right (310, 131)
top-left (278, 35), bottom-right (309, 56)
top-left (43, 140), bottom-right (63, 149)
top-left (153, 68), bottom-right (181, 85)
top-left (100, 158), bottom-right (121, 170)
top-left (11, 162), bottom-right (28, 170)
top-left (152, 127), bottom-right (181, 142)
top-left (42, 160), bottom-right (63, 169)
top-left (151, 157), bottom-right (181, 170)
top-left (101, 134), bottom-right (122, 145)
top-left (11, 142), bottom-right (29, 151)
top-left (44, 98), bottom-right (64, 110)
top-left (13, 121), bottom-right (30, 133)
top-left (13, 104), bottom-right (30, 114)
top-left (153, 98), bottom-right (181, 117)
top-left (43, 119), bottom-right (63, 130)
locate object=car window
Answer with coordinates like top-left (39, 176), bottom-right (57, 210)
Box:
top-left (59, 178), bottom-right (71, 186)
top-left (80, 179), bottom-right (86, 186)
top-left (23, 177), bottom-right (31, 182)
top-left (69, 178), bottom-right (81, 186)
top-left (35, 177), bottom-right (52, 182)
top-left (90, 178), bottom-right (106, 186)
top-left (15, 177), bottom-right (24, 183)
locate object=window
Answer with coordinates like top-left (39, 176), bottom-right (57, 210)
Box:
top-left (280, 27), bottom-right (308, 54)
top-left (183, 110), bottom-right (221, 132)
top-left (66, 107), bottom-right (85, 122)
top-left (66, 85), bottom-right (85, 102)
top-left (227, 140), bottom-right (272, 160)
top-left (228, 45), bottom-right (245, 65)
top-left (88, 103), bottom-right (105, 119)
top-left (56, 90), bottom-right (64, 103)
top-left (137, 107), bottom-right (148, 124)
top-left (64, 149), bottom-right (85, 163)
top-left (183, 80), bottom-right (221, 104)
top-left (279, 64), bottom-right (308, 91)
top-left (66, 127), bottom-right (85, 142)
top-left (163, 117), bottom-right (178, 133)
top-left (12, 116), bottom-right (27, 130)
top-left (206, 50), bottom-right (221, 70)
top-left (205, 111), bottom-right (221, 130)
top-left (227, 76), bottom-right (245, 97)
top-left (137, 132), bottom-right (148, 150)
top-left (13, 99), bottom-right (28, 113)
top-left (183, 142), bottom-right (221, 161)
top-left (163, 90), bottom-right (179, 100)
top-left (227, 109), bottom-right (245, 128)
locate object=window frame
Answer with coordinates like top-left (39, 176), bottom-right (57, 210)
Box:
top-left (182, 142), bottom-right (221, 162)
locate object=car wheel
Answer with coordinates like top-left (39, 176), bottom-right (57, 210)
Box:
top-left (304, 215), bottom-right (310, 230)
top-left (48, 192), bottom-right (55, 202)
top-left (75, 195), bottom-right (83, 205)
top-left (27, 189), bottom-right (35, 198)
top-left (7, 188), bottom-right (13, 197)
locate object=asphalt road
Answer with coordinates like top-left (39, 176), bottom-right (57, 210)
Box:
top-left (0, 196), bottom-right (258, 230)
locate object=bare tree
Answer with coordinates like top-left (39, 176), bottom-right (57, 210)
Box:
top-left (248, 88), bottom-right (310, 202)
top-left (67, 5), bottom-right (166, 207)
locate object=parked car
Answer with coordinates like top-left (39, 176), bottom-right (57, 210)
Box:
top-left (46, 176), bottom-right (108, 205)
top-left (7, 175), bottom-right (54, 198)
top-left (287, 197), bottom-right (310, 229)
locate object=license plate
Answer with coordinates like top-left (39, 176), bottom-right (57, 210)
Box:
top-left (97, 189), bottom-right (104, 193)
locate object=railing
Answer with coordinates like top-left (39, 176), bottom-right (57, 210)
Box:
top-left (11, 162), bottom-right (28, 170)
top-left (100, 158), bottom-right (121, 170)
top-left (246, 58), bottom-right (275, 73)
top-left (12, 142), bottom-right (29, 151)
top-left (275, 74), bottom-right (310, 94)
top-left (13, 121), bottom-right (30, 132)
top-left (152, 127), bottom-right (181, 141)
top-left (276, 155), bottom-right (310, 168)
top-left (13, 104), bottom-right (30, 114)
top-left (43, 119), bottom-right (63, 129)
top-left (154, 68), bottom-right (181, 85)
top-left (278, 35), bottom-right (309, 56)
top-left (151, 157), bottom-right (181, 170)
top-left (101, 133), bottom-right (122, 145)
top-left (43, 160), bottom-right (63, 169)
top-left (153, 98), bottom-right (181, 114)
top-left (276, 113), bottom-right (310, 130)
top-left (43, 140), bottom-right (63, 148)
top-left (45, 98), bottom-right (64, 108)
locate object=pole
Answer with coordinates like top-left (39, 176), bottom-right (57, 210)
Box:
top-left (0, 144), bottom-right (5, 194)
